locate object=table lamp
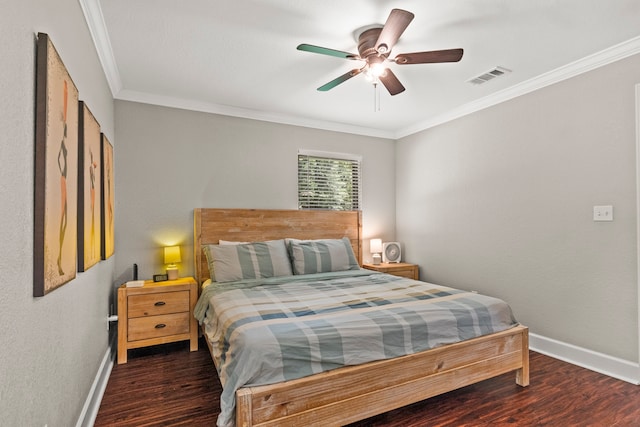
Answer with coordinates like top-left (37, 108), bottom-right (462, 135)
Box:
top-left (370, 238), bottom-right (382, 265)
top-left (164, 245), bottom-right (181, 280)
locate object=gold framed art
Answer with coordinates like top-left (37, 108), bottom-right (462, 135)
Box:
top-left (77, 101), bottom-right (102, 272)
top-left (101, 133), bottom-right (114, 260)
top-left (34, 33), bottom-right (80, 296)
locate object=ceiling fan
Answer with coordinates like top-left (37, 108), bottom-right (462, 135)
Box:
top-left (297, 8), bottom-right (463, 96)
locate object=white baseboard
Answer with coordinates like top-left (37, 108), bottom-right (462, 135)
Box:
top-left (76, 346), bottom-right (115, 427)
top-left (529, 333), bottom-right (640, 385)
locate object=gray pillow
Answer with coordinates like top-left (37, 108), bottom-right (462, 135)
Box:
top-left (205, 239), bottom-right (293, 283)
top-left (288, 237), bottom-right (359, 275)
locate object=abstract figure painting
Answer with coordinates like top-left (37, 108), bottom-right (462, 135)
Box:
top-left (77, 101), bottom-right (102, 272)
top-left (34, 33), bottom-right (80, 296)
top-left (101, 133), bottom-right (114, 260)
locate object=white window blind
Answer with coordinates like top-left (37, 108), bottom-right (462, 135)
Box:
top-left (297, 150), bottom-right (361, 211)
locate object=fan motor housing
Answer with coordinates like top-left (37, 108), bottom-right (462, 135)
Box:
top-left (356, 27), bottom-right (385, 59)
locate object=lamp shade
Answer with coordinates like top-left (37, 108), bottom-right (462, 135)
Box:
top-left (164, 246), bottom-right (181, 265)
top-left (370, 238), bottom-right (382, 254)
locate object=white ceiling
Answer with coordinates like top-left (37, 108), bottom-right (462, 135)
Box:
top-left (82, 0), bottom-right (640, 139)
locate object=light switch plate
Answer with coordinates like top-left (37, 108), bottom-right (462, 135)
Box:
top-left (593, 205), bottom-right (613, 221)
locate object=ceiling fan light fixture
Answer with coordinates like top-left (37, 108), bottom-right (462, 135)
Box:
top-left (364, 68), bottom-right (383, 82)
top-left (370, 62), bottom-right (386, 78)
top-left (364, 55), bottom-right (387, 82)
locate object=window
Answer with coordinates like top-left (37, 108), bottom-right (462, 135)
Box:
top-left (298, 150), bottom-right (361, 211)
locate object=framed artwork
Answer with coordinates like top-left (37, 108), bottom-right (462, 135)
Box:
top-left (77, 101), bottom-right (102, 272)
top-left (101, 133), bottom-right (114, 260)
top-left (34, 33), bottom-right (80, 296)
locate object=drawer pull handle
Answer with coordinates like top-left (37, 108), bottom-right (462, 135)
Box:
top-left (155, 323), bottom-right (166, 329)
top-left (154, 301), bottom-right (166, 306)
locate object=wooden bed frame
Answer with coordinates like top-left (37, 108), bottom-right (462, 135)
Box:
top-left (194, 208), bottom-right (529, 427)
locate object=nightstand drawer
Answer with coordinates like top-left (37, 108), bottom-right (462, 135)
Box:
top-left (363, 262), bottom-right (419, 280)
top-left (390, 268), bottom-right (418, 279)
top-left (128, 291), bottom-right (189, 318)
top-left (128, 312), bottom-right (190, 341)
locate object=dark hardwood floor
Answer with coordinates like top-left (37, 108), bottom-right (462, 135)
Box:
top-left (95, 338), bottom-right (640, 426)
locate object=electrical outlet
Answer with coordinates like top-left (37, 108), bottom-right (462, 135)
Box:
top-left (107, 303), bottom-right (118, 331)
top-left (593, 205), bottom-right (613, 221)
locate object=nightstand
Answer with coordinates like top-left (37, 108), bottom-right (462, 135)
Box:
top-left (363, 262), bottom-right (419, 280)
top-left (117, 276), bottom-right (198, 364)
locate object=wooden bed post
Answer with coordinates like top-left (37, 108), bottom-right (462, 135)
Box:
top-left (193, 208), bottom-right (202, 287)
top-left (516, 326), bottom-right (530, 386)
top-left (236, 389), bottom-right (253, 427)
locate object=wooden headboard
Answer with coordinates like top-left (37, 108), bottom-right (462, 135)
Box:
top-left (193, 208), bottom-right (363, 285)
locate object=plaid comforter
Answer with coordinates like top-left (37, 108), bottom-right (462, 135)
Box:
top-left (194, 269), bottom-right (518, 427)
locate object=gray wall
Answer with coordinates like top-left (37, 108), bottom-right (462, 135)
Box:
top-left (113, 101), bottom-right (396, 283)
top-left (0, 0), bottom-right (115, 426)
top-left (2, 3), bottom-right (637, 425)
top-left (397, 53), bottom-right (640, 362)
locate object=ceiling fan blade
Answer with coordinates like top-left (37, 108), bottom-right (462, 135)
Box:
top-left (394, 48), bottom-right (464, 65)
top-left (375, 9), bottom-right (415, 55)
top-left (297, 44), bottom-right (359, 60)
top-left (317, 69), bottom-right (362, 92)
top-left (378, 69), bottom-right (405, 96)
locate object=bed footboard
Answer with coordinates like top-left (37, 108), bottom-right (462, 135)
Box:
top-left (235, 325), bottom-right (529, 427)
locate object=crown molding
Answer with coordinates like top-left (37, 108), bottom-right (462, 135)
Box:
top-left (115, 89), bottom-right (395, 139)
top-left (79, 0), bottom-right (122, 96)
top-left (396, 35), bottom-right (640, 139)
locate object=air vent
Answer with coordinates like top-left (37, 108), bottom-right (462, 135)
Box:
top-left (467, 66), bottom-right (511, 85)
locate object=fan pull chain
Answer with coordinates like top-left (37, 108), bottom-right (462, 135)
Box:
top-left (373, 82), bottom-right (381, 112)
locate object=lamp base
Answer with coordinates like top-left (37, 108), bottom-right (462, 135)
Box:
top-left (372, 253), bottom-right (381, 265)
top-left (166, 267), bottom-right (179, 280)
